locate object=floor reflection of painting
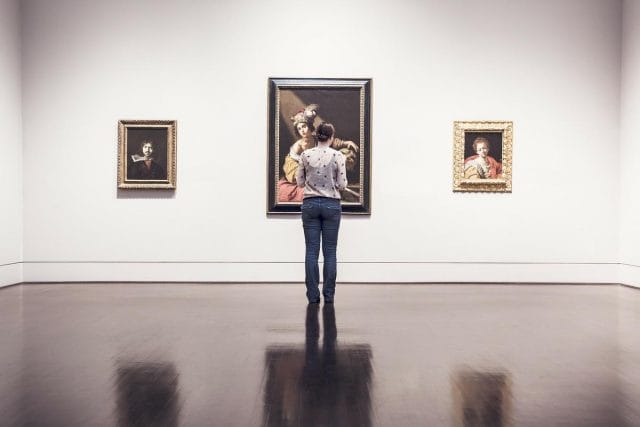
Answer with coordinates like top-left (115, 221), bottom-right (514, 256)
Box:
top-left (116, 361), bottom-right (181, 427)
top-left (452, 369), bottom-right (511, 427)
top-left (263, 305), bottom-right (373, 427)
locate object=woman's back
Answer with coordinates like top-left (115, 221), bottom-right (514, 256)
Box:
top-left (297, 145), bottom-right (347, 199)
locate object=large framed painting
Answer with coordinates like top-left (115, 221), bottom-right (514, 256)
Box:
top-left (118, 120), bottom-right (177, 189)
top-left (267, 78), bottom-right (371, 214)
top-left (453, 121), bottom-right (513, 193)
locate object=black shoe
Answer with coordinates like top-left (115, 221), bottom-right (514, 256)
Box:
top-left (324, 298), bottom-right (334, 304)
top-left (308, 299), bottom-right (320, 304)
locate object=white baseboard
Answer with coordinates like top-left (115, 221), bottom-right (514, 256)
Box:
top-left (619, 264), bottom-right (640, 289)
top-left (22, 261), bottom-right (620, 284)
top-left (23, 262), bottom-right (301, 283)
top-left (0, 263), bottom-right (22, 287)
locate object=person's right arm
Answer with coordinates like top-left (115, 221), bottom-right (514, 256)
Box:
top-left (296, 155), bottom-right (306, 188)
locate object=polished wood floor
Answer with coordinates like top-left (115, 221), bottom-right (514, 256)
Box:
top-left (0, 283), bottom-right (638, 426)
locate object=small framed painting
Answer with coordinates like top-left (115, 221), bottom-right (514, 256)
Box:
top-left (453, 121), bottom-right (513, 193)
top-left (118, 120), bottom-right (177, 189)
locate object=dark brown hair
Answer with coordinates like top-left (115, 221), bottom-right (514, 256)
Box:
top-left (139, 139), bottom-right (155, 152)
top-left (316, 122), bottom-right (335, 142)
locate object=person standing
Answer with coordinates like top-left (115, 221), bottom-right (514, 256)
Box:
top-left (296, 122), bottom-right (347, 304)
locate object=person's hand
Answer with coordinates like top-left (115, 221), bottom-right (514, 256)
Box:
top-left (343, 140), bottom-right (359, 152)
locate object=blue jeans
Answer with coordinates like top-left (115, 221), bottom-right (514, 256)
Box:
top-left (301, 197), bottom-right (341, 302)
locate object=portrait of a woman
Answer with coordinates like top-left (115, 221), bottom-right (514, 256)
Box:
top-left (277, 104), bottom-right (358, 203)
top-left (463, 136), bottom-right (503, 180)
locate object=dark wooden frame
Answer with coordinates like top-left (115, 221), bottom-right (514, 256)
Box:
top-left (267, 78), bottom-right (371, 214)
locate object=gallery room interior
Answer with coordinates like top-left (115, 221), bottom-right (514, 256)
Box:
top-left (1, 0), bottom-right (640, 425)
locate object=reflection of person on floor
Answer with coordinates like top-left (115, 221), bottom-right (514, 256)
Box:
top-left (277, 104), bottom-right (359, 202)
top-left (301, 303), bottom-right (338, 427)
top-left (298, 304), bottom-right (371, 426)
top-left (261, 303), bottom-right (373, 426)
top-left (128, 140), bottom-right (166, 180)
top-left (464, 137), bottom-right (502, 179)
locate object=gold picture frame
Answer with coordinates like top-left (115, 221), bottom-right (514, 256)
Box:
top-left (453, 121), bottom-right (513, 193)
top-left (118, 120), bottom-right (177, 189)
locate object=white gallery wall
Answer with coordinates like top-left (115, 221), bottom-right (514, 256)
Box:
top-left (20, 0), bottom-right (625, 283)
top-left (621, 0), bottom-right (640, 287)
top-left (0, 0), bottom-right (23, 287)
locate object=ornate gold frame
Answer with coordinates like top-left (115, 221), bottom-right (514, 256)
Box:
top-left (118, 120), bottom-right (177, 189)
top-left (453, 121), bottom-right (513, 193)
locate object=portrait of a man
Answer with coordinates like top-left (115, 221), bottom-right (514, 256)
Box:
top-left (127, 138), bottom-right (167, 181)
top-left (118, 120), bottom-right (177, 189)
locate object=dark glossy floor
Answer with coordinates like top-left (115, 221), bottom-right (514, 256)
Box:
top-left (0, 283), bottom-right (639, 426)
